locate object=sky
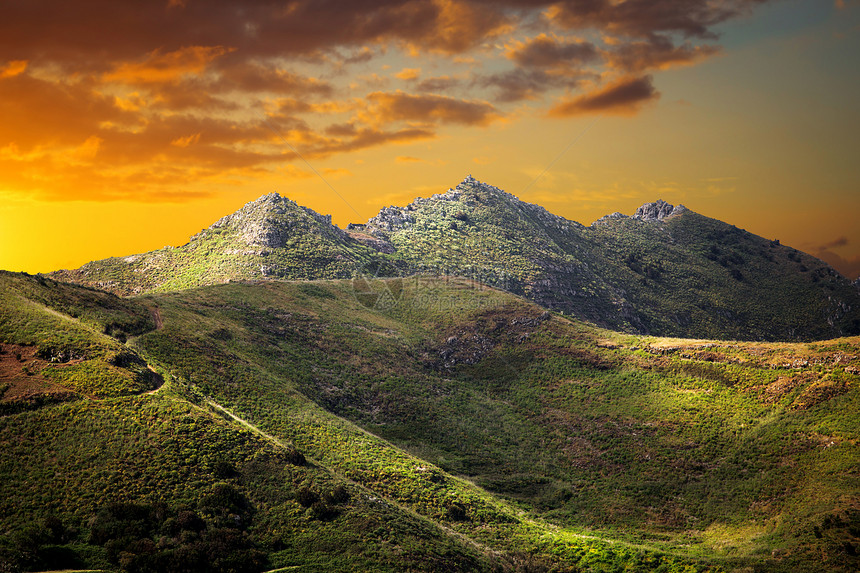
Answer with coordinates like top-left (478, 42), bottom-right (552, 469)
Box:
top-left (1, 0), bottom-right (859, 278)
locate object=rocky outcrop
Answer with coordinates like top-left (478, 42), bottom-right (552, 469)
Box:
top-left (633, 200), bottom-right (687, 222)
top-left (346, 231), bottom-right (396, 254)
top-left (199, 192), bottom-right (347, 249)
top-left (591, 212), bottom-right (628, 226)
top-left (365, 206), bottom-right (416, 239)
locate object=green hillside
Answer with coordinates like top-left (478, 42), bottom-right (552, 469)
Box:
top-left (48, 177), bottom-right (860, 342)
top-left (1, 271), bottom-right (857, 572)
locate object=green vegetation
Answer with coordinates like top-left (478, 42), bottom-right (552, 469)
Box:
top-left (1, 271), bottom-right (857, 572)
top-left (49, 179), bottom-right (860, 342)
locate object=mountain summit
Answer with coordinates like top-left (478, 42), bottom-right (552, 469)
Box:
top-left (51, 192), bottom-right (378, 294)
top-left (49, 176), bottom-right (860, 341)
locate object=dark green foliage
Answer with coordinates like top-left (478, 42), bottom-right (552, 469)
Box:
top-left (89, 501), bottom-right (267, 573)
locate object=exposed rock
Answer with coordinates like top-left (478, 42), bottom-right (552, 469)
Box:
top-left (195, 192), bottom-right (348, 249)
top-left (365, 206), bottom-right (416, 238)
top-left (591, 212), bottom-right (628, 226)
top-left (633, 200), bottom-right (687, 222)
top-left (346, 231), bottom-right (396, 254)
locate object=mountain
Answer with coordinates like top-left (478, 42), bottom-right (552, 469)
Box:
top-left (50, 177), bottom-right (860, 341)
top-left (1, 271), bottom-right (857, 572)
top-left (360, 176), bottom-right (860, 341)
top-left (50, 193), bottom-right (383, 296)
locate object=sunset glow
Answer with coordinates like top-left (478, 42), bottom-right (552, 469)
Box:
top-left (1, 0), bottom-right (858, 277)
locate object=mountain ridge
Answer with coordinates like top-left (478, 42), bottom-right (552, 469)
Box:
top-left (48, 176), bottom-right (860, 341)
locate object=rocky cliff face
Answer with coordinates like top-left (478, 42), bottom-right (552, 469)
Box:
top-left (633, 200), bottom-right (687, 221)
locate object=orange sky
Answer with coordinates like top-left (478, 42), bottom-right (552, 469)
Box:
top-left (1, 0), bottom-right (859, 278)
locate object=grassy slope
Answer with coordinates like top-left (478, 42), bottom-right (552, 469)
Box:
top-left (130, 278), bottom-right (858, 572)
top-left (0, 273), bottom-right (508, 572)
top-left (2, 273), bottom-right (857, 572)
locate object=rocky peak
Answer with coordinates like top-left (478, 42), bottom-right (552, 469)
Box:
top-left (364, 175), bottom-right (583, 239)
top-left (633, 200), bottom-right (687, 222)
top-left (196, 192), bottom-right (344, 249)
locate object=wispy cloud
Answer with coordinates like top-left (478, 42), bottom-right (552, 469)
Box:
top-left (548, 76), bottom-right (660, 117)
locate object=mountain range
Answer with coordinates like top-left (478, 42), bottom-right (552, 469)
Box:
top-left (0, 177), bottom-right (857, 573)
top-left (50, 176), bottom-right (860, 342)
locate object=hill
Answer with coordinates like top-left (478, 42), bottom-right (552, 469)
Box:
top-left (1, 271), bottom-right (857, 572)
top-left (49, 177), bottom-right (860, 342)
top-left (50, 193), bottom-right (384, 296)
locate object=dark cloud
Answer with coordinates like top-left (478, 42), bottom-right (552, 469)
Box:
top-left (481, 69), bottom-right (562, 102)
top-left (810, 237), bottom-right (860, 279)
top-left (482, 33), bottom-right (599, 101)
top-left (507, 34), bottom-right (600, 68)
top-left (0, 1), bottom-right (772, 70)
top-left (818, 236), bottom-right (849, 250)
top-left (606, 35), bottom-right (721, 72)
top-left (213, 62), bottom-right (334, 96)
top-left (416, 76), bottom-right (462, 92)
top-left (545, 0), bottom-right (770, 39)
top-left (548, 75), bottom-right (659, 116)
top-left (0, 0), bottom-right (507, 69)
top-left (366, 91), bottom-right (502, 126)
top-left (813, 249), bottom-right (860, 280)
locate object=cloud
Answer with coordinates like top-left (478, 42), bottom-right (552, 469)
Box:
top-left (170, 133), bottom-right (202, 148)
top-left (544, 0), bottom-right (771, 39)
top-left (314, 126), bottom-right (436, 155)
top-left (548, 75), bottom-right (660, 117)
top-left (0, 0), bottom-right (776, 203)
top-left (0, 60), bottom-right (28, 79)
top-left (817, 236), bottom-right (849, 250)
top-left (606, 35), bottom-right (721, 72)
top-left (506, 34), bottom-right (600, 68)
top-left (415, 75), bottom-right (462, 92)
top-left (103, 46), bottom-right (233, 84)
top-left (395, 67), bottom-right (422, 80)
top-left (366, 90), bottom-right (502, 126)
